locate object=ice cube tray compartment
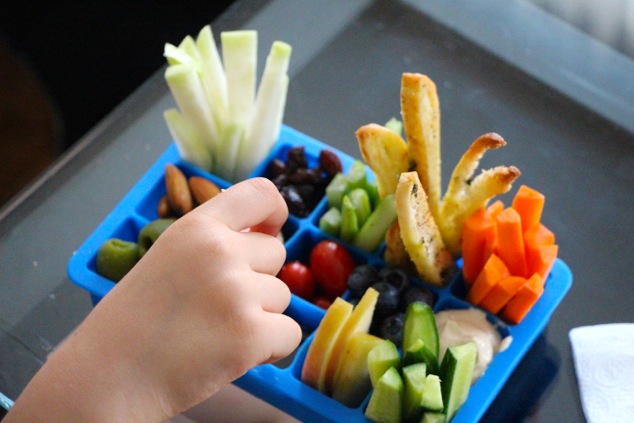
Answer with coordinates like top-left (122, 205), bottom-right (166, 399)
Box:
top-left (68, 125), bottom-right (573, 423)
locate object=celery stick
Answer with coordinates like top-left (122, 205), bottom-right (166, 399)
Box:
top-left (178, 35), bottom-right (201, 62)
top-left (348, 188), bottom-right (372, 228)
top-left (163, 109), bottom-right (212, 171)
top-left (221, 30), bottom-right (257, 125)
top-left (326, 173), bottom-right (349, 209)
top-left (385, 117), bottom-right (403, 137)
top-left (319, 207), bottom-right (342, 237)
top-left (164, 43), bottom-right (194, 66)
top-left (165, 63), bottom-right (219, 161)
top-left (214, 122), bottom-right (243, 181)
top-left (196, 25), bottom-right (228, 128)
top-left (346, 160), bottom-right (368, 191)
top-left (353, 194), bottom-right (397, 252)
top-left (236, 41), bottom-right (291, 181)
top-left (341, 196), bottom-right (359, 243)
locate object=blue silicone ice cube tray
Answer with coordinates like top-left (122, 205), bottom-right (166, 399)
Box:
top-left (68, 125), bottom-right (573, 422)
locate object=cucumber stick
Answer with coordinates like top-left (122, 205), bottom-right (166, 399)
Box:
top-left (365, 366), bottom-right (403, 423)
top-left (440, 342), bottom-right (477, 422)
top-left (402, 302), bottom-right (439, 370)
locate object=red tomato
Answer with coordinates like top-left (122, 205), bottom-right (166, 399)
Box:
top-left (309, 240), bottom-right (355, 298)
top-left (313, 295), bottom-right (334, 310)
top-left (278, 261), bottom-right (316, 300)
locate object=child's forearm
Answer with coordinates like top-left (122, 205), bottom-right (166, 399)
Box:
top-left (5, 322), bottom-right (168, 422)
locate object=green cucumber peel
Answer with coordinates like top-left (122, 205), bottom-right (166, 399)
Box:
top-left (440, 342), bottom-right (477, 422)
top-left (402, 301), bottom-right (439, 365)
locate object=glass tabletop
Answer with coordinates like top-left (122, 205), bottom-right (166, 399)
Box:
top-left (1, 0), bottom-right (633, 421)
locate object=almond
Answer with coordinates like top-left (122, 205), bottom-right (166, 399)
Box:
top-left (165, 164), bottom-right (193, 216)
top-left (189, 176), bottom-right (221, 205)
top-left (157, 194), bottom-right (174, 218)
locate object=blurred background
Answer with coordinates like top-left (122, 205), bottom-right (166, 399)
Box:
top-left (0, 0), bottom-right (235, 206)
top-left (1, 0), bottom-right (633, 207)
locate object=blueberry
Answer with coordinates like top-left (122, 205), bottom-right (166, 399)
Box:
top-left (378, 312), bottom-right (405, 346)
top-left (379, 266), bottom-right (411, 294)
top-left (347, 264), bottom-right (380, 298)
top-left (371, 281), bottom-right (400, 317)
top-left (403, 285), bottom-right (435, 309)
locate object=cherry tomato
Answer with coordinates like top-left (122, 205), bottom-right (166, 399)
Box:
top-left (309, 240), bottom-right (355, 298)
top-left (313, 295), bottom-right (334, 310)
top-left (278, 261), bottom-right (316, 300)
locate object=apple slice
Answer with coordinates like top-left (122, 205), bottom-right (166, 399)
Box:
top-left (325, 287), bottom-right (379, 394)
top-left (331, 332), bottom-right (383, 407)
top-left (301, 297), bottom-right (353, 392)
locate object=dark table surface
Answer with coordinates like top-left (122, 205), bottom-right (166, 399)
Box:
top-left (1, 0), bottom-right (633, 421)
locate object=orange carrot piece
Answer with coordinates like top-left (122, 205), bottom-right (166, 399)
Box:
top-left (524, 223), bottom-right (555, 271)
top-left (479, 275), bottom-right (527, 314)
top-left (530, 244), bottom-right (559, 284)
top-left (487, 200), bottom-right (504, 217)
top-left (467, 254), bottom-right (510, 305)
top-left (512, 185), bottom-right (545, 232)
top-left (495, 207), bottom-right (528, 277)
top-left (462, 209), bottom-right (496, 285)
top-left (500, 272), bottom-right (544, 324)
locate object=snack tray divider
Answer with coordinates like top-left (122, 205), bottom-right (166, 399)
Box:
top-left (68, 125), bottom-right (573, 423)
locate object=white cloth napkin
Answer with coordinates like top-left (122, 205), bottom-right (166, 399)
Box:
top-left (569, 323), bottom-right (634, 423)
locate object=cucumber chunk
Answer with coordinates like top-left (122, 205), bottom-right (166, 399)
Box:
top-left (367, 339), bottom-right (401, 387)
top-left (402, 338), bottom-right (439, 374)
top-left (365, 366), bottom-right (403, 423)
top-left (421, 411), bottom-right (447, 423)
top-left (402, 302), bottom-right (439, 371)
top-left (421, 374), bottom-right (443, 412)
top-left (440, 342), bottom-right (477, 422)
top-left (402, 362), bottom-right (427, 423)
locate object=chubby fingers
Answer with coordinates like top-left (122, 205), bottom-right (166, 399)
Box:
top-left (200, 178), bottom-right (288, 236)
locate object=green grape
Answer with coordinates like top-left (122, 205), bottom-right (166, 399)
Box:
top-left (96, 238), bottom-right (141, 282)
top-left (138, 218), bottom-right (176, 256)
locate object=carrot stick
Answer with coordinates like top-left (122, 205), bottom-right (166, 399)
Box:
top-left (479, 275), bottom-right (527, 314)
top-left (495, 207), bottom-right (528, 277)
top-left (487, 199), bottom-right (504, 217)
top-left (500, 272), bottom-right (544, 324)
top-left (530, 244), bottom-right (559, 284)
top-left (462, 209), bottom-right (496, 285)
top-left (524, 223), bottom-right (555, 272)
top-left (467, 253), bottom-right (510, 305)
top-left (512, 185), bottom-right (545, 232)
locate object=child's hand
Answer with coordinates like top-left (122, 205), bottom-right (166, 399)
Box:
top-left (6, 178), bottom-right (302, 422)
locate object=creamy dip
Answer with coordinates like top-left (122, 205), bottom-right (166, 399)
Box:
top-left (435, 308), bottom-right (511, 382)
